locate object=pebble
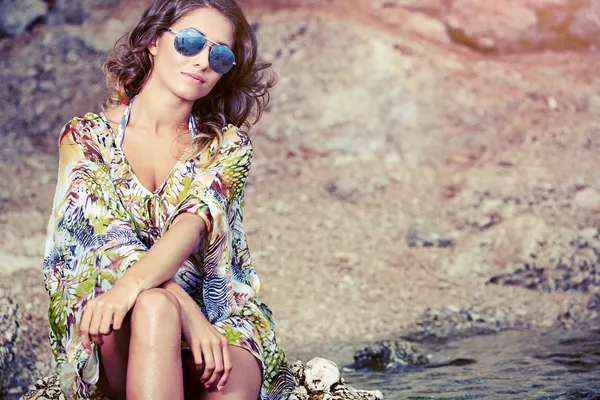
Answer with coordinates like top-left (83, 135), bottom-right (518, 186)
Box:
top-left (574, 187), bottom-right (600, 210)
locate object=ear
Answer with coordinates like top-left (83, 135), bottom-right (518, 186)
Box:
top-left (148, 36), bottom-right (160, 56)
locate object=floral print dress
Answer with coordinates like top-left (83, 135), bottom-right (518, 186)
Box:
top-left (42, 99), bottom-right (295, 400)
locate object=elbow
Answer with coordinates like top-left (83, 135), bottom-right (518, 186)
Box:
top-left (171, 213), bottom-right (208, 248)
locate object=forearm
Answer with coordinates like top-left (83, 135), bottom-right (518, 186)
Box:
top-left (117, 213), bottom-right (207, 292)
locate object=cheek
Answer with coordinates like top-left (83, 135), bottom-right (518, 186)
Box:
top-left (207, 74), bottom-right (222, 91)
top-left (156, 46), bottom-right (185, 73)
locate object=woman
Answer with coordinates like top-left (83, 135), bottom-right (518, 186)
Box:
top-left (42, 0), bottom-right (294, 399)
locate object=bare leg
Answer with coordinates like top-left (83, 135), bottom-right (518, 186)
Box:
top-left (183, 346), bottom-right (262, 400)
top-left (95, 314), bottom-right (132, 400)
top-left (127, 288), bottom-right (185, 400)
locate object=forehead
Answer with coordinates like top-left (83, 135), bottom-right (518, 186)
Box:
top-left (172, 7), bottom-right (234, 47)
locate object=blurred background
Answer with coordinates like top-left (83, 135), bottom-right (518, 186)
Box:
top-left (1, 0), bottom-right (600, 398)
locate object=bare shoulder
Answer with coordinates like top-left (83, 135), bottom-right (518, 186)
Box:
top-left (100, 104), bottom-right (127, 133)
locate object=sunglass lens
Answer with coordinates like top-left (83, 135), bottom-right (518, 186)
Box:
top-left (209, 45), bottom-right (236, 74)
top-left (174, 28), bottom-right (206, 56)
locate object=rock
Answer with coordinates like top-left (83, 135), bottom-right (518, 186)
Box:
top-left (324, 178), bottom-right (359, 202)
top-left (373, 0), bottom-right (450, 16)
top-left (547, 96), bottom-right (559, 110)
top-left (0, 290), bottom-right (19, 393)
top-left (489, 226), bottom-right (600, 293)
top-left (46, 0), bottom-right (120, 25)
top-left (17, 375), bottom-right (64, 400)
top-left (287, 359), bottom-right (383, 399)
top-left (331, 384), bottom-right (385, 400)
top-left (289, 359), bottom-right (305, 385)
top-left (0, 30), bottom-right (100, 163)
top-left (569, 3), bottom-right (600, 47)
top-left (574, 187), bottom-right (600, 211)
top-left (407, 223), bottom-right (454, 248)
top-left (446, 0), bottom-right (538, 53)
top-left (488, 216), bottom-right (551, 266)
top-left (0, 0), bottom-right (48, 36)
top-left (403, 305), bottom-right (527, 343)
top-left (353, 339), bottom-right (429, 370)
top-left (304, 357), bottom-right (341, 393)
top-left (289, 385), bottom-right (310, 400)
top-left (443, 0), bottom-right (600, 52)
top-left (66, 17), bottom-right (132, 53)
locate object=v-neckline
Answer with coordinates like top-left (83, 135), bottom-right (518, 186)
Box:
top-left (98, 111), bottom-right (186, 197)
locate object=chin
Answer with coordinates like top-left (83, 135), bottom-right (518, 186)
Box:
top-left (174, 88), bottom-right (209, 103)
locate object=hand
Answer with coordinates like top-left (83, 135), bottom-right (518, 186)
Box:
top-left (181, 306), bottom-right (232, 392)
top-left (79, 280), bottom-right (141, 353)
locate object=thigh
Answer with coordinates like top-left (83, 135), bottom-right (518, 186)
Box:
top-left (95, 313), bottom-right (132, 400)
top-left (183, 345), bottom-right (262, 400)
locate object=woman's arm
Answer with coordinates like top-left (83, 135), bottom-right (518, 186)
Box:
top-left (79, 213), bottom-right (207, 352)
top-left (116, 213), bottom-right (207, 293)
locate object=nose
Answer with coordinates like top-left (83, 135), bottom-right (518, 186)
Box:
top-left (192, 45), bottom-right (211, 70)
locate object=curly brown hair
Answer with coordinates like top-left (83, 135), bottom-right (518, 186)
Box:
top-left (102, 0), bottom-right (276, 161)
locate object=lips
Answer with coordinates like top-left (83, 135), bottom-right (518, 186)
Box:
top-left (182, 72), bottom-right (206, 84)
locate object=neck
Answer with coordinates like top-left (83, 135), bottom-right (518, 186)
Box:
top-left (129, 78), bottom-right (193, 138)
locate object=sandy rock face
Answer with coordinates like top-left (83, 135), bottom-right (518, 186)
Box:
top-left (0, 290), bottom-right (20, 393)
top-left (0, 0), bottom-right (48, 36)
top-left (446, 0), bottom-right (539, 53)
top-left (489, 227), bottom-right (600, 293)
top-left (444, 0), bottom-right (600, 52)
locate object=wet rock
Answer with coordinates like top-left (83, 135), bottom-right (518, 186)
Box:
top-left (0, 290), bottom-right (19, 394)
top-left (331, 384), bottom-right (385, 400)
top-left (489, 228), bottom-right (600, 293)
top-left (0, 0), bottom-right (48, 36)
top-left (353, 339), bottom-right (429, 370)
top-left (304, 357), bottom-right (341, 393)
top-left (407, 223), bottom-right (454, 248)
top-left (18, 375), bottom-right (64, 400)
top-left (557, 291), bottom-right (600, 329)
top-left (403, 305), bottom-right (527, 343)
top-left (289, 358), bottom-right (383, 399)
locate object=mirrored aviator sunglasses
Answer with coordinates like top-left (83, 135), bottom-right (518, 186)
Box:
top-left (167, 28), bottom-right (236, 75)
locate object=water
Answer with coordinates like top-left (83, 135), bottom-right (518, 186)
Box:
top-left (297, 329), bottom-right (600, 399)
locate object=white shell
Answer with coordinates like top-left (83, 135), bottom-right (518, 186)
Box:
top-left (304, 357), bottom-right (341, 393)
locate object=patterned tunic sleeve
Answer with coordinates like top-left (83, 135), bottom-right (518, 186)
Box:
top-left (43, 116), bottom-right (148, 399)
top-left (169, 124), bottom-right (253, 323)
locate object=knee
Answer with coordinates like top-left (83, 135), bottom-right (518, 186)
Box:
top-left (131, 288), bottom-right (181, 329)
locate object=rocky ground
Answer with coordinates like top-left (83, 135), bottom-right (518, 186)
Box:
top-left (1, 0), bottom-right (600, 397)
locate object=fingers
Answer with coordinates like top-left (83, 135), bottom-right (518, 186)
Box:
top-left (112, 308), bottom-right (127, 331)
top-left (89, 306), bottom-right (107, 347)
top-left (192, 344), bottom-right (204, 373)
top-left (200, 341), bottom-right (219, 388)
top-left (205, 339), bottom-right (225, 389)
top-left (98, 308), bottom-right (114, 336)
top-left (79, 307), bottom-right (93, 353)
top-left (216, 339), bottom-right (232, 391)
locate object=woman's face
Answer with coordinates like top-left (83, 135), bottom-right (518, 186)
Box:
top-left (148, 7), bottom-right (235, 101)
